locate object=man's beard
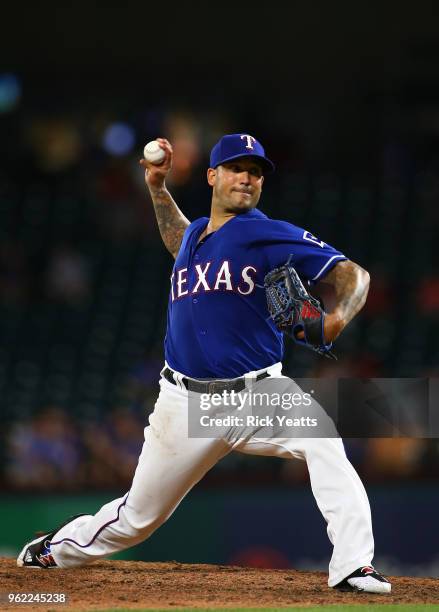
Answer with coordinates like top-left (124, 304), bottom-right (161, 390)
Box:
top-left (224, 204), bottom-right (253, 214)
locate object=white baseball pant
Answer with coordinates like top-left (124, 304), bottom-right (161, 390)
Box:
top-left (50, 362), bottom-right (374, 586)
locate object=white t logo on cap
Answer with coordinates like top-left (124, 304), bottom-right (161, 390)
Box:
top-left (240, 134), bottom-right (256, 149)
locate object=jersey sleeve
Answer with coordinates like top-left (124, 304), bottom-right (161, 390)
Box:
top-left (264, 221), bottom-right (347, 282)
top-left (175, 217), bottom-right (208, 262)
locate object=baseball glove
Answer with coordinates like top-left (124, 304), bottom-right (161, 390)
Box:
top-left (264, 260), bottom-right (336, 359)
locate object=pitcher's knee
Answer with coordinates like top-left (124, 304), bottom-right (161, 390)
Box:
top-left (122, 505), bottom-right (169, 539)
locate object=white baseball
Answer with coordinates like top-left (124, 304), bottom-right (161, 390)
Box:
top-left (143, 140), bottom-right (166, 165)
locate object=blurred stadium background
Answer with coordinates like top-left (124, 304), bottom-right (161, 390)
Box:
top-left (0, 1), bottom-right (438, 576)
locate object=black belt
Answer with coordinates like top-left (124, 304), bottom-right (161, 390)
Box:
top-left (162, 367), bottom-right (270, 394)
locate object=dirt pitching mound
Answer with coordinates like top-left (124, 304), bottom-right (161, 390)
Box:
top-left (1, 558), bottom-right (438, 610)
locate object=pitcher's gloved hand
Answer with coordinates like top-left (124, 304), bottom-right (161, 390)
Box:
top-left (264, 262), bottom-right (337, 360)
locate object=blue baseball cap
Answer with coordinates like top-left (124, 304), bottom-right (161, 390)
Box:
top-left (210, 133), bottom-right (275, 173)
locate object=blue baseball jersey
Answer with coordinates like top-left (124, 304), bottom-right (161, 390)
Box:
top-left (164, 208), bottom-right (346, 378)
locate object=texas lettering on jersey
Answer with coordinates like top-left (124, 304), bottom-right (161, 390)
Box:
top-left (170, 261), bottom-right (257, 300)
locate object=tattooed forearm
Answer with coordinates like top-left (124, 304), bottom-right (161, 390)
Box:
top-left (323, 260), bottom-right (370, 328)
top-left (149, 186), bottom-right (190, 258)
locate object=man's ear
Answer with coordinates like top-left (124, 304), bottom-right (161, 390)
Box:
top-left (261, 175), bottom-right (264, 188)
top-left (207, 167), bottom-right (216, 187)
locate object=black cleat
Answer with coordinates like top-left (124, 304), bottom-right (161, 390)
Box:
top-left (17, 514), bottom-right (88, 569)
top-left (335, 565), bottom-right (391, 594)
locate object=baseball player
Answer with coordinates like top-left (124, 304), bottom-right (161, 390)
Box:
top-left (17, 134), bottom-right (391, 594)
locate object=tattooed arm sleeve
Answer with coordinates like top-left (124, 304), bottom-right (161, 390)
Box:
top-left (322, 260), bottom-right (370, 331)
top-left (318, 259), bottom-right (370, 343)
top-left (148, 185), bottom-right (190, 259)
